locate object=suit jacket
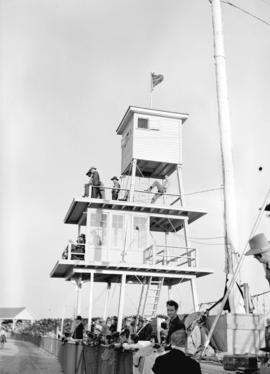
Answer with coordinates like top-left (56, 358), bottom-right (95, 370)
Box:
top-left (152, 349), bottom-right (201, 374)
top-left (166, 315), bottom-right (185, 343)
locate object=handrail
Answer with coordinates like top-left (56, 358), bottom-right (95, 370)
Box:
top-left (83, 185), bottom-right (182, 206)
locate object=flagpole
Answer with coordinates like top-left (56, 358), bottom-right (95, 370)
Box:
top-left (150, 73), bottom-right (153, 108)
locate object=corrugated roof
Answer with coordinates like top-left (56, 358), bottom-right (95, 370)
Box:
top-left (0, 307), bottom-right (25, 319)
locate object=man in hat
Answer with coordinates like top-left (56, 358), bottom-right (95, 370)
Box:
top-left (83, 166), bottom-right (101, 198)
top-left (111, 176), bottom-right (120, 200)
top-left (71, 315), bottom-right (84, 340)
top-left (246, 233), bottom-right (270, 286)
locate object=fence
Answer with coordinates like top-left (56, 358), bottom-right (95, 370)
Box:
top-left (12, 333), bottom-right (133, 374)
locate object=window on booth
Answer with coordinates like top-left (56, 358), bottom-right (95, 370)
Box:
top-left (112, 214), bottom-right (124, 249)
top-left (138, 118), bottom-right (149, 129)
top-left (133, 216), bottom-right (148, 249)
top-left (89, 212), bottom-right (108, 246)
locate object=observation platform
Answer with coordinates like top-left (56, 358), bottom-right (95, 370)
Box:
top-left (50, 260), bottom-right (213, 286)
top-left (64, 196), bottom-right (206, 232)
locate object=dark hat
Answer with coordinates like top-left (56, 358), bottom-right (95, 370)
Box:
top-left (246, 233), bottom-right (270, 256)
top-left (86, 166), bottom-right (97, 176)
top-left (111, 176), bottom-right (119, 181)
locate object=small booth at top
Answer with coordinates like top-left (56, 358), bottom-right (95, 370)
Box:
top-left (116, 106), bottom-right (188, 179)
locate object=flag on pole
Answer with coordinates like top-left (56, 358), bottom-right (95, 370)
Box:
top-left (151, 73), bottom-right (164, 90)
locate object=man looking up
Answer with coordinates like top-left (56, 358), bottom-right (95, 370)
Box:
top-left (166, 300), bottom-right (185, 344)
top-left (152, 330), bottom-right (202, 374)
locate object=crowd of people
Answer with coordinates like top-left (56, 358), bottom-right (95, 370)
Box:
top-left (63, 300), bottom-right (202, 373)
top-left (3, 299), bottom-right (202, 372)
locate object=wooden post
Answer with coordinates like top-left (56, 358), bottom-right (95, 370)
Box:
top-left (176, 165), bottom-right (192, 266)
top-left (88, 272), bottom-right (94, 330)
top-left (129, 159), bottom-right (137, 202)
top-left (85, 207), bottom-right (91, 263)
top-left (190, 277), bottom-right (199, 312)
top-left (103, 283), bottom-right (111, 321)
top-left (117, 273), bottom-right (126, 332)
top-left (168, 285), bottom-right (172, 300)
top-left (176, 164), bottom-right (199, 312)
top-left (75, 278), bottom-right (82, 316)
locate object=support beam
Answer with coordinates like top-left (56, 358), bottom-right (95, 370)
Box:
top-left (85, 207), bottom-right (91, 263)
top-left (168, 285), bottom-right (172, 300)
top-left (190, 278), bottom-right (199, 312)
top-left (117, 273), bottom-right (126, 332)
top-left (103, 282), bottom-right (111, 321)
top-left (129, 159), bottom-right (137, 202)
top-left (75, 278), bottom-right (82, 316)
top-left (71, 268), bottom-right (201, 280)
top-left (88, 272), bottom-right (94, 330)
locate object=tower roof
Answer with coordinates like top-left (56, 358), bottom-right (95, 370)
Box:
top-left (116, 106), bottom-right (189, 135)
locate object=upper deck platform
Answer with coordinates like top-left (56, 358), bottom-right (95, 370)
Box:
top-left (50, 260), bottom-right (213, 286)
top-left (64, 196), bottom-right (206, 232)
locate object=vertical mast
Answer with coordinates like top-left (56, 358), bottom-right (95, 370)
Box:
top-left (210, 0), bottom-right (241, 312)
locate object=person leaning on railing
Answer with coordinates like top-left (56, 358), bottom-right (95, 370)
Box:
top-left (111, 176), bottom-right (120, 200)
top-left (145, 175), bottom-right (170, 204)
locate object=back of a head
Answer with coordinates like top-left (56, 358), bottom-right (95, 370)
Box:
top-left (170, 330), bottom-right (187, 347)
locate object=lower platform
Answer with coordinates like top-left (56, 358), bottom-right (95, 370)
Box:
top-left (50, 260), bottom-right (213, 286)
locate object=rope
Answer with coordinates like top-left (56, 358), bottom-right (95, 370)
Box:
top-left (222, 0), bottom-right (270, 27)
top-left (183, 187), bottom-right (223, 196)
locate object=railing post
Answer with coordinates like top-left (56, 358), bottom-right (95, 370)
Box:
top-left (129, 159), bottom-right (137, 202)
top-left (117, 273), bottom-right (126, 332)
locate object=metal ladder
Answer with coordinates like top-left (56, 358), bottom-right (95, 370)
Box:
top-left (136, 277), bottom-right (164, 324)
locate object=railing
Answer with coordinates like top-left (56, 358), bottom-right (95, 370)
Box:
top-left (62, 242), bottom-right (85, 261)
top-left (84, 185), bottom-right (182, 207)
top-left (252, 291), bottom-right (270, 318)
top-left (143, 244), bottom-right (196, 268)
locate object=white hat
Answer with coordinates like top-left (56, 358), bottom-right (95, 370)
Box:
top-left (246, 233), bottom-right (270, 256)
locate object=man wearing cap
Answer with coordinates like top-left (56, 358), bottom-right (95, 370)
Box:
top-left (83, 167), bottom-right (101, 198)
top-left (246, 233), bottom-right (270, 286)
top-left (111, 176), bottom-right (120, 200)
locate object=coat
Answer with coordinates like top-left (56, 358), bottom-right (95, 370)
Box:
top-left (152, 349), bottom-right (201, 374)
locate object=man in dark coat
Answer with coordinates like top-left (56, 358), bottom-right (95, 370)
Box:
top-left (72, 315), bottom-right (84, 340)
top-left (152, 330), bottom-right (201, 374)
top-left (83, 166), bottom-right (101, 198)
top-left (166, 300), bottom-right (185, 344)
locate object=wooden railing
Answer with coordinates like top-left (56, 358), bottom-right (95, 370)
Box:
top-left (62, 242), bottom-right (85, 261)
top-left (143, 244), bottom-right (196, 267)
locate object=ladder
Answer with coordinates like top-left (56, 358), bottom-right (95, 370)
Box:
top-left (136, 277), bottom-right (164, 326)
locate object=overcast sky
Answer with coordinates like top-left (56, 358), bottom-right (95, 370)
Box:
top-left (1, 0), bottom-right (270, 318)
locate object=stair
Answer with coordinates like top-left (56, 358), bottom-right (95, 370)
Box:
top-left (136, 277), bottom-right (164, 325)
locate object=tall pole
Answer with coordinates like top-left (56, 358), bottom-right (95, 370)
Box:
top-left (210, 0), bottom-right (241, 313)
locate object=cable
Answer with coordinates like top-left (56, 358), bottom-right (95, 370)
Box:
top-left (183, 187), bottom-right (223, 196)
top-left (222, 0), bottom-right (270, 27)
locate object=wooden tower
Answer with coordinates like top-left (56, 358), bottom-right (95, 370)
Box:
top-left (50, 106), bottom-right (213, 331)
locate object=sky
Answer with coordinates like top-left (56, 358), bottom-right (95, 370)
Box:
top-left (0, 0), bottom-right (270, 319)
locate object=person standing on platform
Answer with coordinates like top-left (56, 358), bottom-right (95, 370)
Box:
top-left (152, 330), bottom-right (202, 374)
top-left (83, 166), bottom-right (102, 198)
top-left (166, 300), bottom-right (185, 344)
top-left (111, 176), bottom-right (120, 200)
